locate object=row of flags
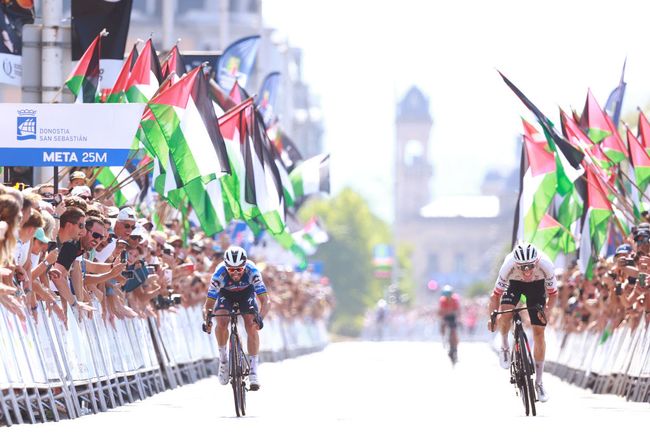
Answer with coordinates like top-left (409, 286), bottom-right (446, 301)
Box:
top-left (66, 29), bottom-right (330, 263)
top-left (503, 65), bottom-right (650, 278)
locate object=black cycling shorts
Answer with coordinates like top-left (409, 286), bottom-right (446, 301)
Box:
top-left (214, 287), bottom-right (258, 315)
top-left (443, 314), bottom-right (458, 329)
top-left (500, 279), bottom-right (547, 327)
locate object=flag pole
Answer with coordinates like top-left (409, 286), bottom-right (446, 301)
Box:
top-left (97, 162), bottom-right (152, 201)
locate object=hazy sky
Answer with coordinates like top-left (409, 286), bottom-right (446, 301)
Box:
top-left (263, 0), bottom-right (650, 222)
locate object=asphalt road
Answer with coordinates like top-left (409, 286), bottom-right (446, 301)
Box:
top-left (6, 341), bottom-right (650, 433)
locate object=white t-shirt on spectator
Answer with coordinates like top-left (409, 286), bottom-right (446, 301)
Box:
top-left (30, 253), bottom-right (40, 271)
top-left (95, 238), bottom-right (116, 263)
top-left (14, 239), bottom-right (31, 267)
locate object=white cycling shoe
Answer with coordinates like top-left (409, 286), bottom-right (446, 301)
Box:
top-left (535, 382), bottom-right (549, 402)
top-left (499, 347), bottom-right (511, 369)
top-left (249, 372), bottom-right (260, 391)
top-left (218, 360), bottom-right (229, 385)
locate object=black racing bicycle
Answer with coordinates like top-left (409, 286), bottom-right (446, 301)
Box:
top-left (490, 305), bottom-right (544, 416)
top-left (207, 303), bottom-right (250, 417)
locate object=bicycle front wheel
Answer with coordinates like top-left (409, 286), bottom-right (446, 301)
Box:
top-left (519, 332), bottom-right (536, 416)
top-left (230, 334), bottom-right (243, 417)
top-left (513, 342), bottom-right (530, 415)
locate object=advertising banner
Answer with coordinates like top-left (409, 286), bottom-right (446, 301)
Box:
top-left (0, 103), bottom-right (145, 166)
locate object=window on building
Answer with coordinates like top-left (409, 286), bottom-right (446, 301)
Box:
top-left (403, 139), bottom-right (423, 166)
top-left (427, 254), bottom-right (438, 274)
top-left (455, 253), bottom-right (465, 274)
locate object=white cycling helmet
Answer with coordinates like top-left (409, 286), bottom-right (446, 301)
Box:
top-left (224, 245), bottom-right (247, 267)
top-left (512, 242), bottom-right (539, 264)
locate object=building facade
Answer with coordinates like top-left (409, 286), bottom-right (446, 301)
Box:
top-left (393, 87), bottom-right (518, 301)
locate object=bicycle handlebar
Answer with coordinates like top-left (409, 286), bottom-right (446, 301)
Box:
top-left (490, 304), bottom-right (546, 331)
top-left (207, 311), bottom-right (245, 318)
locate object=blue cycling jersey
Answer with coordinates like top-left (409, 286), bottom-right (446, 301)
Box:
top-left (207, 261), bottom-right (267, 300)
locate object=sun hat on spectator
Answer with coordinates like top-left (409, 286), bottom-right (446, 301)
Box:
top-left (70, 171), bottom-right (86, 181)
top-left (70, 185), bottom-right (92, 198)
top-left (106, 206), bottom-right (119, 218)
top-left (34, 227), bottom-right (50, 243)
top-left (130, 224), bottom-right (146, 239)
top-left (615, 243), bottom-right (633, 256)
top-left (168, 235), bottom-right (182, 247)
top-left (138, 218), bottom-right (154, 231)
top-left (117, 207), bottom-right (136, 221)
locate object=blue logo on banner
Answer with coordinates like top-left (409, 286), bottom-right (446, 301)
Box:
top-left (17, 109), bottom-right (37, 141)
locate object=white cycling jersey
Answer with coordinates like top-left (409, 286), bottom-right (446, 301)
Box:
top-left (493, 251), bottom-right (557, 295)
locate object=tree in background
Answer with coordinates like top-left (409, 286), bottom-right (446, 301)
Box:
top-left (299, 188), bottom-right (412, 336)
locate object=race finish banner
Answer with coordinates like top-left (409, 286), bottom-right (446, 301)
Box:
top-left (0, 103), bottom-right (145, 166)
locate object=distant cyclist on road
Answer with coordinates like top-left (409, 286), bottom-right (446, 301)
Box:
top-left (487, 242), bottom-right (557, 402)
top-left (203, 246), bottom-right (271, 391)
top-left (438, 285), bottom-right (460, 362)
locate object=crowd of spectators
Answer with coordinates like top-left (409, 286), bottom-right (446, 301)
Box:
top-left (0, 170), bottom-right (334, 328)
top-left (552, 218), bottom-right (650, 335)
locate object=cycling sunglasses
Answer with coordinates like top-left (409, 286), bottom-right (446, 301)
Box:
top-left (518, 263), bottom-right (535, 271)
top-left (227, 266), bottom-right (245, 273)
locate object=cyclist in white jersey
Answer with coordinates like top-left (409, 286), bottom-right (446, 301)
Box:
top-left (487, 242), bottom-right (557, 402)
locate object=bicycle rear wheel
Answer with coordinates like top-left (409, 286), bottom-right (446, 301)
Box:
top-left (230, 334), bottom-right (243, 417)
top-left (519, 332), bottom-right (536, 416)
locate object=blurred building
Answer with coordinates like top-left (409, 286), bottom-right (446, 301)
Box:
top-left (394, 86), bottom-right (518, 302)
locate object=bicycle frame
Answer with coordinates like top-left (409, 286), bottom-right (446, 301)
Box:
top-left (208, 304), bottom-right (251, 417)
top-left (491, 305), bottom-right (544, 416)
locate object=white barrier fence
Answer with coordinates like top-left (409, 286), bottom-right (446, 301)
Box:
top-left (545, 316), bottom-right (650, 403)
top-left (0, 303), bottom-right (329, 426)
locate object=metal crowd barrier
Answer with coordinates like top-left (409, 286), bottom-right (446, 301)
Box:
top-left (0, 302), bottom-right (329, 426)
top-left (546, 315), bottom-right (650, 403)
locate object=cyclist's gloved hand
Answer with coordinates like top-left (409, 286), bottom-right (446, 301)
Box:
top-left (202, 318), bottom-right (212, 334)
top-left (254, 313), bottom-right (264, 330)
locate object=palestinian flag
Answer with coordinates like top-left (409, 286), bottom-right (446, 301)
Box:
top-left (183, 176), bottom-right (227, 236)
top-left (71, 0), bottom-right (132, 89)
top-left (147, 66), bottom-right (231, 185)
top-left (218, 97), bottom-right (256, 222)
top-left (499, 72), bottom-right (584, 196)
top-left (292, 217), bottom-right (329, 255)
top-left (275, 130), bottom-right (303, 172)
top-left (627, 126), bottom-right (650, 213)
top-left (65, 30), bottom-right (106, 103)
top-left (272, 228), bottom-right (308, 268)
top-left (94, 166), bottom-right (140, 207)
top-left (209, 78), bottom-right (238, 112)
top-left (161, 45), bottom-right (187, 79)
top-left (125, 38), bottom-right (163, 103)
top-left (580, 89), bottom-right (627, 164)
top-left (244, 110), bottom-right (287, 235)
top-left (638, 111), bottom-right (650, 158)
top-left (520, 119), bottom-right (557, 240)
top-left (290, 153), bottom-right (330, 199)
top-left (530, 214), bottom-right (563, 260)
top-left (578, 165), bottom-right (614, 279)
top-left (561, 110), bottom-right (610, 173)
top-left (105, 42), bottom-right (138, 103)
top-left (229, 80), bottom-right (250, 104)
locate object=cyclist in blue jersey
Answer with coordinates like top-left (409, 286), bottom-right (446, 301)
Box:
top-left (202, 246), bottom-right (271, 390)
